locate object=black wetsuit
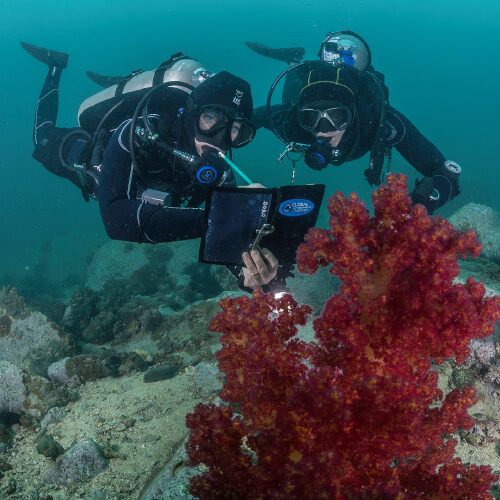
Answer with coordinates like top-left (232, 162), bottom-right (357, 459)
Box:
top-left (98, 115), bottom-right (234, 244)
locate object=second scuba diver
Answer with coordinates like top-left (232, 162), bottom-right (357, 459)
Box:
top-left (247, 31), bottom-right (462, 215)
top-left (22, 42), bottom-right (281, 291)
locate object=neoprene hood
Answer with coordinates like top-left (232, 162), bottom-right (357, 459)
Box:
top-left (186, 71), bottom-right (253, 121)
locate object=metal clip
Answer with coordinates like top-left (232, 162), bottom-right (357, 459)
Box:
top-left (276, 143), bottom-right (307, 184)
top-left (277, 144), bottom-right (294, 163)
top-left (173, 149), bottom-right (195, 163)
top-left (251, 223), bottom-right (275, 252)
top-left (135, 126), bottom-right (158, 142)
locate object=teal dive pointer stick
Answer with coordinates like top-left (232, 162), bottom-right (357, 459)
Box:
top-left (217, 151), bottom-right (254, 184)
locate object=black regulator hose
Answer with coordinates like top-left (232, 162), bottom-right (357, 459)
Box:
top-left (129, 80), bottom-right (195, 175)
top-left (59, 99), bottom-right (124, 172)
top-left (265, 62), bottom-right (307, 144)
top-left (59, 129), bottom-right (92, 171)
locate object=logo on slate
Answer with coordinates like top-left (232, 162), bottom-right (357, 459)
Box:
top-left (232, 90), bottom-right (243, 106)
top-left (279, 199), bottom-right (314, 217)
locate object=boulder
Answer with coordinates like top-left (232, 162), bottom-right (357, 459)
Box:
top-left (0, 311), bottom-right (70, 376)
top-left (0, 361), bottom-right (27, 414)
top-left (41, 438), bottom-right (108, 485)
top-left (449, 203), bottom-right (500, 262)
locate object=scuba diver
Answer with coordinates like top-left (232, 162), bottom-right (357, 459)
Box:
top-left (22, 41), bottom-right (279, 291)
top-left (246, 32), bottom-right (462, 214)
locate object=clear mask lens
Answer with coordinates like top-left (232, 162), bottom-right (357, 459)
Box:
top-left (198, 107), bottom-right (229, 133)
top-left (298, 105), bottom-right (352, 132)
top-left (197, 106), bottom-right (255, 148)
top-left (229, 120), bottom-right (256, 148)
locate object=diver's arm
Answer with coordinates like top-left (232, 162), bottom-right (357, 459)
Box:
top-left (98, 121), bottom-right (205, 243)
top-left (384, 106), bottom-right (446, 175)
top-left (385, 106), bottom-right (461, 212)
top-left (252, 104), bottom-right (290, 131)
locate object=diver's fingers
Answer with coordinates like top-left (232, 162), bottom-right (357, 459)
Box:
top-left (242, 251), bottom-right (263, 287)
top-left (260, 248), bottom-right (278, 274)
top-left (242, 251), bottom-right (258, 274)
top-left (250, 249), bottom-right (277, 283)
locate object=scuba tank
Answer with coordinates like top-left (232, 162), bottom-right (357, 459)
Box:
top-left (78, 53), bottom-right (210, 131)
top-left (60, 53), bottom-right (211, 201)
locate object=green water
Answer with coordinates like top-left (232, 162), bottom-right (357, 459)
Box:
top-left (1, 0), bottom-right (499, 280)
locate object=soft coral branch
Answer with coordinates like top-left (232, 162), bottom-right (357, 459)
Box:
top-left (186, 174), bottom-right (500, 499)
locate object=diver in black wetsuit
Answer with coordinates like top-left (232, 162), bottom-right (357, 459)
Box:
top-left (246, 32), bottom-right (462, 214)
top-left (22, 41), bottom-right (280, 291)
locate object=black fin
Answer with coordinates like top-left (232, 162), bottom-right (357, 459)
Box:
top-left (86, 71), bottom-right (127, 88)
top-left (245, 42), bottom-right (305, 64)
top-left (20, 41), bottom-right (68, 69)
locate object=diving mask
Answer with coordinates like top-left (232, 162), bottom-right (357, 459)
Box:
top-left (196, 105), bottom-right (256, 149)
top-left (297, 103), bottom-right (352, 133)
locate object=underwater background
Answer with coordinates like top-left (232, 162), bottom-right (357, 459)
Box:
top-left (1, 0), bottom-right (499, 281)
top-left (1, 1), bottom-right (500, 498)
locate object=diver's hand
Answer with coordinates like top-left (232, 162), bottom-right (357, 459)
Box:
top-left (241, 248), bottom-right (278, 288)
top-left (410, 177), bottom-right (437, 214)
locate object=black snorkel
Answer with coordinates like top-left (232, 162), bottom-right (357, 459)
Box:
top-left (266, 62), bottom-right (310, 150)
top-left (129, 80), bottom-right (196, 176)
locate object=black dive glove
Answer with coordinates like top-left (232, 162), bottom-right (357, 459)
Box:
top-left (410, 161), bottom-right (461, 214)
top-left (410, 176), bottom-right (437, 213)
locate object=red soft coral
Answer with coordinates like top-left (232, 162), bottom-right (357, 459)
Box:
top-left (186, 174), bottom-right (500, 499)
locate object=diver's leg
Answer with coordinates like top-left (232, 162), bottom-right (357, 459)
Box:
top-left (29, 58), bottom-right (76, 181)
top-left (33, 65), bottom-right (64, 146)
top-left (22, 42), bottom-right (84, 188)
top-left (21, 42), bottom-right (69, 145)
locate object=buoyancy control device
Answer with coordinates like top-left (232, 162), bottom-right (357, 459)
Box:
top-left (78, 53), bottom-right (210, 131)
top-left (60, 53), bottom-right (210, 200)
